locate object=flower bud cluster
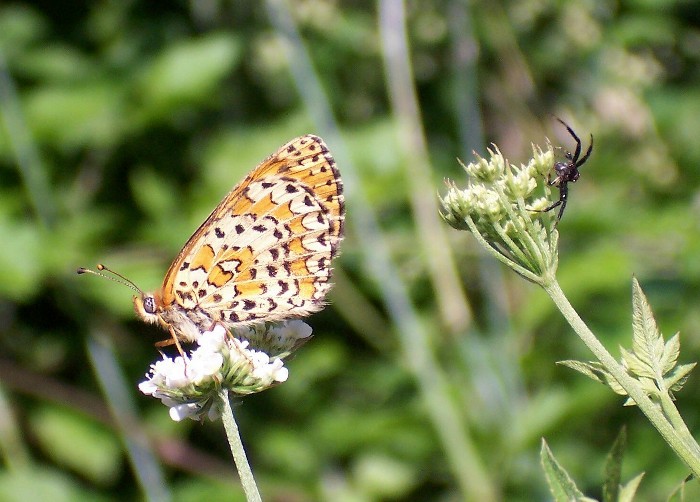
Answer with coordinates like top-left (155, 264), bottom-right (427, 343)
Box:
top-left (139, 320), bottom-right (313, 421)
top-left (440, 143), bottom-right (559, 284)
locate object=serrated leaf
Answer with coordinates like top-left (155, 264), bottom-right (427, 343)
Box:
top-left (603, 371), bottom-right (629, 397)
top-left (618, 472), bottom-right (644, 502)
top-left (540, 439), bottom-right (596, 502)
top-left (621, 348), bottom-right (655, 380)
top-left (558, 360), bottom-right (608, 384)
top-left (631, 278), bottom-right (665, 377)
top-left (603, 427), bottom-right (626, 502)
top-left (665, 363), bottom-right (696, 392)
top-left (660, 333), bottom-right (681, 375)
top-left (559, 360), bottom-right (631, 397)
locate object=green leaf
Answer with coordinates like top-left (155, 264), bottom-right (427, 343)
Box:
top-left (136, 32), bottom-right (241, 117)
top-left (621, 347), bottom-right (654, 380)
top-left (0, 196), bottom-right (43, 300)
top-left (558, 360), bottom-right (609, 384)
top-left (558, 360), bottom-right (629, 397)
top-left (25, 82), bottom-right (126, 149)
top-left (0, 466), bottom-right (109, 502)
top-left (0, 5), bottom-right (48, 56)
top-left (660, 333), bottom-right (681, 375)
top-left (622, 397), bottom-right (637, 407)
top-left (540, 439), bottom-right (596, 502)
top-left (630, 278), bottom-right (665, 379)
top-left (618, 472), bottom-right (644, 502)
top-left (606, 373), bottom-right (630, 398)
top-left (29, 405), bottom-right (121, 485)
top-left (603, 427), bottom-right (626, 502)
top-left (665, 363), bottom-right (696, 393)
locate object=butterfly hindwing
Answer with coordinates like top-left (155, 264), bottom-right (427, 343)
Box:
top-left (158, 135), bottom-right (344, 336)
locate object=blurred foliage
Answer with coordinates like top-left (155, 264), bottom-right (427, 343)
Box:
top-left (1, 0), bottom-right (700, 500)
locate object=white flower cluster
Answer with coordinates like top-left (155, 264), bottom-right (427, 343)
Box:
top-left (139, 320), bottom-right (313, 422)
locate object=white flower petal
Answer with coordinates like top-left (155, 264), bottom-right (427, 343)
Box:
top-left (189, 352), bottom-right (224, 385)
top-left (138, 380), bottom-right (158, 395)
top-left (198, 324), bottom-right (227, 350)
top-left (251, 357), bottom-right (287, 383)
top-left (163, 358), bottom-right (190, 388)
top-left (169, 402), bottom-right (200, 422)
top-left (272, 366), bottom-right (289, 383)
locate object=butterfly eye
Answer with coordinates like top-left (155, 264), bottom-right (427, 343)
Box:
top-left (143, 296), bottom-right (157, 314)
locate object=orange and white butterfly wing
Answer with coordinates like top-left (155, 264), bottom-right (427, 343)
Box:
top-left (158, 135), bottom-right (344, 338)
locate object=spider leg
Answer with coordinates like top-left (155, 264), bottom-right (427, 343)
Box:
top-left (555, 195), bottom-right (567, 221)
top-left (575, 134), bottom-right (594, 168)
top-left (555, 117), bottom-right (582, 163)
top-left (540, 199), bottom-right (562, 213)
top-left (554, 183), bottom-right (569, 220)
top-left (536, 182), bottom-right (569, 220)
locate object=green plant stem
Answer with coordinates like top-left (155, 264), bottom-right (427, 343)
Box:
top-left (464, 215), bottom-right (538, 283)
top-left (658, 392), bottom-right (700, 457)
top-left (219, 390), bottom-right (262, 502)
top-left (542, 280), bottom-right (700, 477)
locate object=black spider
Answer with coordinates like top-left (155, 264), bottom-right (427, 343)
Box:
top-left (538, 117), bottom-right (593, 221)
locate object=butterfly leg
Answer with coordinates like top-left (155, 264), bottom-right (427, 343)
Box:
top-left (154, 329), bottom-right (186, 357)
top-left (170, 328), bottom-right (186, 357)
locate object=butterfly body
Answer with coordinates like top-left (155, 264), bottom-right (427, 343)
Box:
top-left (130, 134), bottom-right (344, 344)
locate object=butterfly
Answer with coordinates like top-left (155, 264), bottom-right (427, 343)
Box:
top-left (79, 135), bottom-right (344, 351)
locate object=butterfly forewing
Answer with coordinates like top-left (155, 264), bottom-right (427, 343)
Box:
top-left (158, 134), bottom-right (344, 341)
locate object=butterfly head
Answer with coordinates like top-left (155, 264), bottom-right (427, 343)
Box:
top-left (133, 291), bottom-right (163, 326)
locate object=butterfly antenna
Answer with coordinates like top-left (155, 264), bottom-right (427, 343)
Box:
top-left (77, 264), bottom-right (144, 295)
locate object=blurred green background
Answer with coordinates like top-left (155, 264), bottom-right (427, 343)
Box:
top-left (1, 0), bottom-right (700, 500)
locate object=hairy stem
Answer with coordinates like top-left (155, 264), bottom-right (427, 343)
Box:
top-left (543, 281), bottom-right (700, 477)
top-left (219, 390), bottom-right (262, 502)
